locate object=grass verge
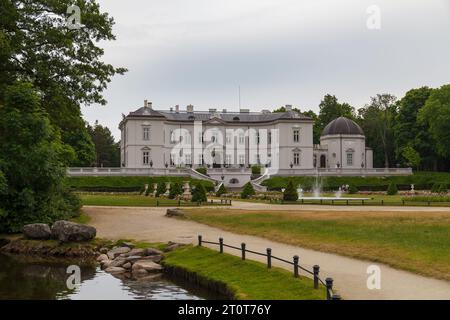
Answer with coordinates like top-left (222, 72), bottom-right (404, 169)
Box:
top-left (163, 246), bottom-right (326, 300)
top-left (182, 208), bottom-right (450, 281)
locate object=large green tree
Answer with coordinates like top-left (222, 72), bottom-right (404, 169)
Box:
top-left (317, 94), bottom-right (355, 135)
top-left (418, 85), bottom-right (450, 161)
top-left (88, 121), bottom-right (120, 167)
top-left (358, 94), bottom-right (397, 168)
top-left (0, 83), bottom-right (81, 232)
top-left (0, 0), bottom-right (126, 165)
top-left (394, 87), bottom-right (436, 170)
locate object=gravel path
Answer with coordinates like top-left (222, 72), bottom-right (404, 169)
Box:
top-left (84, 205), bottom-right (450, 300)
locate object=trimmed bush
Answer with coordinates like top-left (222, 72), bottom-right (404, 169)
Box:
top-left (169, 182), bottom-right (183, 199)
top-left (241, 182), bottom-right (256, 199)
top-left (431, 183), bottom-right (440, 193)
top-left (438, 183), bottom-right (448, 194)
top-left (191, 183), bottom-right (207, 203)
top-left (387, 183), bottom-right (398, 195)
top-left (195, 167), bottom-right (208, 176)
top-left (216, 184), bottom-right (227, 197)
top-left (283, 181), bottom-right (298, 201)
top-left (251, 165), bottom-right (261, 175)
top-left (402, 196), bottom-right (450, 202)
top-left (348, 185), bottom-right (358, 194)
top-left (155, 182), bottom-right (167, 197)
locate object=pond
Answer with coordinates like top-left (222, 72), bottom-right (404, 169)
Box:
top-left (0, 254), bottom-right (216, 300)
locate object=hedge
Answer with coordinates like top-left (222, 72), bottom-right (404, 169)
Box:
top-left (261, 172), bottom-right (450, 191)
top-left (402, 196), bottom-right (450, 202)
top-left (65, 176), bottom-right (214, 192)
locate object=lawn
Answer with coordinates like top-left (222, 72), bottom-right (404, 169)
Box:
top-left (163, 245), bottom-right (326, 300)
top-left (182, 208), bottom-right (450, 281)
top-left (79, 193), bottom-right (228, 207)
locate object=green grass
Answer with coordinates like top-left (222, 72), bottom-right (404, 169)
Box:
top-left (182, 208), bottom-right (450, 281)
top-left (163, 246), bottom-right (326, 300)
top-left (70, 213), bottom-right (91, 224)
top-left (79, 193), bottom-right (228, 207)
top-left (65, 176), bottom-right (214, 192)
top-left (262, 171), bottom-right (450, 191)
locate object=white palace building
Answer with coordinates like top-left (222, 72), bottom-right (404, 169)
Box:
top-left (69, 100), bottom-right (412, 188)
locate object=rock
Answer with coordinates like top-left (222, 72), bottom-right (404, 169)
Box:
top-left (127, 248), bottom-right (146, 257)
top-left (120, 242), bottom-right (135, 249)
top-left (107, 246), bottom-right (131, 259)
top-left (132, 269), bottom-right (149, 277)
top-left (51, 221), bottom-right (96, 242)
top-left (132, 260), bottom-right (163, 273)
top-left (96, 254), bottom-right (108, 262)
top-left (100, 259), bottom-right (113, 269)
top-left (0, 238), bottom-right (11, 248)
top-left (166, 208), bottom-right (184, 217)
top-left (109, 258), bottom-right (127, 268)
top-left (23, 224), bottom-right (52, 240)
top-left (136, 274), bottom-right (163, 282)
top-left (165, 242), bottom-right (184, 252)
top-left (99, 247), bottom-right (108, 254)
top-left (125, 255), bottom-right (144, 263)
top-left (105, 267), bottom-right (126, 274)
top-left (145, 248), bottom-right (164, 256)
top-left (123, 262), bottom-right (132, 269)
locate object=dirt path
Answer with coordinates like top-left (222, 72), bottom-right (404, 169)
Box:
top-left (84, 205), bottom-right (450, 300)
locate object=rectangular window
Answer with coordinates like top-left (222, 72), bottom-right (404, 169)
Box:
top-left (293, 129), bottom-right (300, 143)
top-left (225, 154), bottom-right (232, 165)
top-left (198, 154), bottom-right (204, 165)
top-left (143, 151), bottom-right (150, 165)
top-left (239, 154), bottom-right (245, 165)
top-left (185, 154), bottom-right (192, 165)
top-left (170, 130), bottom-right (175, 143)
top-left (199, 132), bottom-right (203, 143)
top-left (256, 131), bottom-right (260, 144)
top-left (293, 153), bottom-right (300, 166)
top-left (143, 127), bottom-right (150, 140)
top-left (347, 153), bottom-right (353, 166)
top-left (226, 133), bottom-right (231, 144)
top-left (268, 131), bottom-right (272, 144)
top-left (170, 154), bottom-right (175, 166)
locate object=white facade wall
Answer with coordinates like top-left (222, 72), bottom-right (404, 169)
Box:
top-left (319, 134), bottom-right (368, 169)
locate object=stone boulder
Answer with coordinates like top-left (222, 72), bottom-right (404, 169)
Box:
top-left (107, 246), bottom-right (131, 259)
top-left (105, 267), bottom-right (126, 274)
top-left (51, 220), bottom-right (96, 242)
top-left (166, 208), bottom-right (184, 217)
top-left (132, 260), bottom-right (163, 273)
top-left (23, 224), bottom-right (52, 240)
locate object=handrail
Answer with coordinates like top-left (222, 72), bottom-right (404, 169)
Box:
top-left (197, 235), bottom-right (341, 300)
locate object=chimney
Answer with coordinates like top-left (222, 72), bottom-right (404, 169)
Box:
top-left (175, 105), bottom-right (179, 113)
top-left (187, 104), bottom-right (194, 113)
top-left (222, 109), bottom-right (227, 113)
top-left (144, 99), bottom-right (148, 108)
top-left (285, 104), bottom-right (292, 111)
top-left (148, 101), bottom-right (152, 109)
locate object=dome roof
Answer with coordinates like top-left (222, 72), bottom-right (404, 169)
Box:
top-left (321, 117), bottom-right (364, 136)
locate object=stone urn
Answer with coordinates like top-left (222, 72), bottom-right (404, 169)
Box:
top-left (182, 181), bottom-right (192, 201)
top-left (164, 182), bottom-right (171, 197)
top-left (152, 183), bottom-right (157, 197)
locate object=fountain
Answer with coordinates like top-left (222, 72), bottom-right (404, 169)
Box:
top-left (297, 169), bottom-right (370, 202)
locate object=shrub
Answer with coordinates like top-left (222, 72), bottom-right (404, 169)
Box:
top-left (251, 165), bottom-right (261, 175)
top-left (144, 187), bottom-right (150, 196)
top-left (387, 183), bottom-right (398, 195)
top-left (283, 180), bottom-right (298, 201)
top-left (191, 183), bottom-right (207, 203)
top-left (402, 196), bottom-right (450, 203)
top-left (155, 182), bottom-right (167, 197)
top-left (241, 182), bottom-right (256, 199)
top-left (438, 183), bottom-right (448, 194)
top-left (139, 186), bottom-right (146, 195)
top-left (348, 185), bottom-right (358, 194)
top-left (431, 183), bottom-right (440, 193)
top-left (196, 167), bottom-right (208, 176)
top-left (216, 184), bottom-right (227, 197)
top-left (169, 182), bottom-right (183, 199)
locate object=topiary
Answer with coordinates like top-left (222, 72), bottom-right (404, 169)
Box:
top-left (251, 165), bottom-right (261, 175)
top-left (169, 182), bottom-right (183, 199)
top-left (155, 182), bottom-right (167, 197)
top-left (195, 167), bottom-right (208, 176)
top-left (348, 185), bottom-right (358, 194)
top-left (216, 184), bottom-right (227, 197)
top-left (283, 180), bottom-right (298, 201)
top-left (191, 183), bottom-right (207, 203)
top-left (387, 183), bottom-right (398, 195)
top-left (241, 182), bottom-right (256, 199)
top-left (438, 183), bottom-right (448, 194)
top-left (431, 183), bottom-right (440, 193)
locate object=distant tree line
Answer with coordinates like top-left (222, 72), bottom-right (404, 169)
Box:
top-left (274, 86), bottom-right (450, 171)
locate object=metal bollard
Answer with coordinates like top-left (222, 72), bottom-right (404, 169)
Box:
top-left (219, 237), bottom-right (223, 253)
top-left (267, 248), bottom-right (272, 268)
top-left (241, 243), bottom-right (246, 260)
top-left (293, 255), bottom-right (299, 278)
top-left (313, 265), bottom-right (320, 289)
top-left (198, 235), bottom-right (202, 246)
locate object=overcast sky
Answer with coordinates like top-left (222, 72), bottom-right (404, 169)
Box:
top-left (82, 0), bottom-right (450, 139)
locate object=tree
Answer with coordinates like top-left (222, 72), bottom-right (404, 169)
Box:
top-left (155, 182), bottom-right (167, 197)
top-left (191, 183), bottom-right (207, 203)
top-left (241, 182), bottom-right (256, 199)
top-left (387, 183), bottom-right (398, 195)
top-left (169, 182), bottom-right (183, 199)
top-left (418, 85), bottom-right (450, 160)
top-left (394, 87), bottom-right (434, 169)
top-left (401, 145), bottom-right (421, 170)
top-left (283, 181), bottom-right (298, 201)
top-left (216, 184), bottom-right (227, 197)
top-left (348, 185), bottom-right (358, 194)
top-left (0, 83), bottom-right (81, 233)
top-left (358, 94), bottom-right (397, 168)
top-left (0, 0), bottom-right (126, 166)
top-left (317, 95), bottom-right (356, 134)
top-left (87, 121), bottom-right (120, 167)
top-left (272, 106), bottom-right (301, 113)
top-left (303, 110), bottom-right (321, 144)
